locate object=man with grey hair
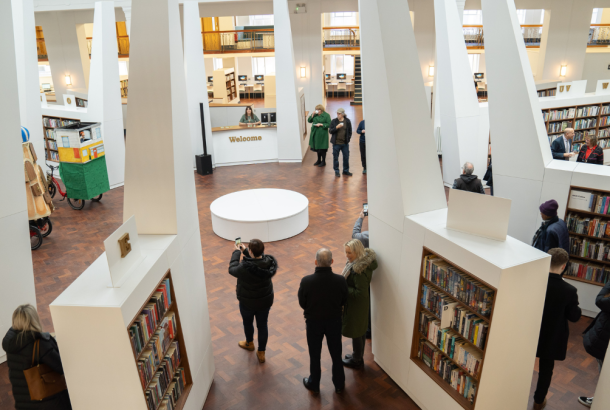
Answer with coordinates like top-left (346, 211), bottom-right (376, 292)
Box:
top-left (298, 248), bottom-right (348, 394)
top-left (452, 162), bottom-right (485, 194)
top-left (551, 128), bottom-right (576, 160)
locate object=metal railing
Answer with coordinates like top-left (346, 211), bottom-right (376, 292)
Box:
top-left (202, 29), bottom-right (274, 53)
top-left (323, 27), bottom-right (360, 48)
top-left (589, 24), bottom-right (610, 46)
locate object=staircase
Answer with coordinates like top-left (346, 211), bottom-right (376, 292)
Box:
top-left (351, 55), bottom-right (362, 105)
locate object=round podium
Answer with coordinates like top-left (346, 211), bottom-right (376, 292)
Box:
top-left (210, 189), bottom-right (309, 242)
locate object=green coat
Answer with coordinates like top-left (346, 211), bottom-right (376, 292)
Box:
top-left (308, 111), bottom-right (331, 150)
top-left (342, 249), bottom-right (378, 338)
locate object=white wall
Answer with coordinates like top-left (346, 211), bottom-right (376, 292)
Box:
top-left (583, 51), bottom-right (610, 92)
top-left (236, 56), bottom-right (252, 80)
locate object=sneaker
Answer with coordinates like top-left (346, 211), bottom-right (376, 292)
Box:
top-left (335, 171), bottom-right (340, 177)
top-left (313, 160), bottom-right (321, 166)
top-left (363, 169), bottom-right (367, 174)
top-left (578, 397), bottom-right (593, 408)
top-left (256, 351), bottom-right (265, 363)
top-left (238, 340), bottom-right (254, 351)
top-left (317, 161), bottom-right (326, 167)
top-left (343, 171), bottom-right (353, 176)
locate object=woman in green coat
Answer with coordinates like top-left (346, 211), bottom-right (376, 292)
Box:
top-left (341, 239), bottom-right (377, 369)
top-left (308, 104), bottom-right (331, 167)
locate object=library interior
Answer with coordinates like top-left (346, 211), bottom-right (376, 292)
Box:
top-left (5, 0), bottom-right (610, 410)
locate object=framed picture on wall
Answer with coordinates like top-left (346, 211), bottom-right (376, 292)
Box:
top-left (301, 94), bottom-right (307, 140)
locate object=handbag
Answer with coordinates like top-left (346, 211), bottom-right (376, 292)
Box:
top-left (23, 339), bottom-right (67, 401)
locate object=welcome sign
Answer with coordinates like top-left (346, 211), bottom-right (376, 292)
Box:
top-left (229, 136), bottom-right (262, 142)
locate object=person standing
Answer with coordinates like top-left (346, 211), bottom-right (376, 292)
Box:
top-left (2, 304), bottom-right (72, 410)
top-left (341, 239), bottom-right (377, 369)
top-left (532, 200), bottom-right (570, 253)
top-left (308, 105), bottom-right (331, 167)
top-left (551, 128), bottom-right (577, 160)
top-left (576, 135), bottom-right (604, 165)
top-left (483, 159), bottom-right (493, 196)
top-left (356, 120), bottom-right (366, 174)
top-left (352, 211), bottom-right (371, 338)
top-left (228, 239), bottom-right (278, 364)
top-left (532, 249), bottom-right (581, 410)
top-left (329, 108), bottom-right (353, 177)
top-left (452, 162), bottom-right (485, 194)
top-left (578, 279), bottom-right (610, 408)
top-left (298, 249), bottom-right (348, 393)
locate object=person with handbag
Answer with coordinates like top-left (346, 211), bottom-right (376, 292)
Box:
top-left (2, 304), bottom-right (72, 410)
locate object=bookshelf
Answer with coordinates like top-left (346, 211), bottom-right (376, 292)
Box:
top-left (410, 248), bottom-right (497, 410)
top-left (565, 186), bottom-right (610, 287)
top-left (128, 270), bottom-right (192, 410)
top-left (541, 103), bottom-right (610, 150)
top-left (537, 87), bottom-right (556, 98)
top-left (213, 68), bottom-right (237, 104)
top-left (42, 115), bottom-right (78, 162)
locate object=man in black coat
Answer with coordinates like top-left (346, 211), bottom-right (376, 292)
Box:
top-left (228, 238), bottom-right (278, 364)
top-left (532, 199), bottom-right (570, 253)
top-left (452, 162), bottom-right (485, 194)
top-left (533, 248), bottom-right (581, 410)
top-left (298, 248), bottom-right (348, 393)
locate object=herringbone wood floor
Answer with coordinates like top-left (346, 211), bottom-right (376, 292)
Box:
top-left (0, 98), bottom-right (600, 410)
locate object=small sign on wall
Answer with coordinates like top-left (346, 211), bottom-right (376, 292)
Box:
top-left (556, 80), bottom-right (587, 99)
top-left (595, 79), bottom-right (610, 95)
top-left (63, 94), bottom-right (76, 108)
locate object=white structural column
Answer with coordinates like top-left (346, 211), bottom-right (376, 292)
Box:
top-left (536, 0), bottom-right (595, 82)
top-left (122, 5), bottom-right (132, 34)
top-left (85, 1), bottom-right (125, 189)
top-left (273, 0), bottom-right (303, 161)
top-left (0, 0), bottom-right (38, 364)
top-left (412, 0), bottom-right (436, 87)
top-left (435, 0), bottom-right (485, 187)
top-left (11, 0), bottom-right (46, 175)
top-left (183, 1), bottom-right (214, 169)
top-left (455, 0), bottom-right (466, 24)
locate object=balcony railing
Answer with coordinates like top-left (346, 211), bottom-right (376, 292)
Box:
top-left (202, 29), bottom-right (274, 53)
top-left (323, 27), bottom-right (360, 49)
top-left (589, 24), bottom-right (610, 46)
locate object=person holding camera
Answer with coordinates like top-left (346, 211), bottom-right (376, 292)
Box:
top-left (308, 104), bottom-right (331, 167)
top-left (228, 239), bottom-right (278, 364)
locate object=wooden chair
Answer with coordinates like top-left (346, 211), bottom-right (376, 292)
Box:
top-left (253, 84), bottom-right (263, 99)
top-left (239, 84), bottom-right (246, 99)
top-left (337, 83), bottom-right (347, 98)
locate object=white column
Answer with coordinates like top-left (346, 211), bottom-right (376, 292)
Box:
top-left (84, 1), bottom-right (125, 189)
top-left (273, 0), bottom-right (303, 162)
top-left (455, 0), bottom-right (466, 25)
top-left (536, 0), bottom-right (594, 82)
top-left (12, 0), bottom-right (46, 175)
top-left (183, 1), bottom-right (214, 168)
top-left (0, 0), bottom-right (38, 363)
top-left (413, 0), bottom-right (436, 85)
top-left (435, 0), bottom-right (485, 187)
top-left (122, 5), bottom-right (132, 35)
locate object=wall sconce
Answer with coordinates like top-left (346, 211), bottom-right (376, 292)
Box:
top-left (65, 75), bottom-right (72, 85)
top-left (300, 67), bottom-right (306, 78)
top-left (560, 65), bottom-right (567, 77)
top-left (428, 65), bottom-right (435, 77)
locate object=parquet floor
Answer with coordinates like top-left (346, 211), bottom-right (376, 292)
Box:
top-left (0, 97), bottom-right (600, 410)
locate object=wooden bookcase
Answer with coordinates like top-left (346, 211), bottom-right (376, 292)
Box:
top-left (128, 270), bottom-right (192, 410)
top-left (410, 248), bottom-right (497, 410)
top-left (213, 68), bottom-right (237, 103)
top-left (565, 186), bottom-right (610, 287)
top-left (537, 87), bottom-right (556, 98)
top-left (541, 103), bottom-right (610, 150)
top-left (42, 115), bottom-right (78, 162)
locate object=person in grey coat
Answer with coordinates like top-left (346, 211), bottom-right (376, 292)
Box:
top-left (352, 211), bottom-right (369, 249)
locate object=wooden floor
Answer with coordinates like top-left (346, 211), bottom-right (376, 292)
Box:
top-left (0, 97), bottom-right (600, 410)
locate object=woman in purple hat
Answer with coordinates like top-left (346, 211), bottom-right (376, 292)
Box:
top-left (532, 199), bottom-right (570, 253)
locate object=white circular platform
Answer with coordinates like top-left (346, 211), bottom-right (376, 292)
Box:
top-left (210, 189), bottom-right (309, 242)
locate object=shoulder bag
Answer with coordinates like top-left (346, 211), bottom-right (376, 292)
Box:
top-left (23, 339), bottom-right (67, 401)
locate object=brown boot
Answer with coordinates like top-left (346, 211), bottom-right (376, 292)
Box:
top-left (238, 340), bottom-right (254, 351)
top-left (533, 398), bottom-right (547, 410)
top-left (256, 351), bottom-right (265, 363)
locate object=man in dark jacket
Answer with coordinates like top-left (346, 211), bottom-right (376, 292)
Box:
top-left (329, 108), bottom-right (353, 177)
top-left (229, 238), bottom-right (278, 364)
top-left (298, 248), bottom-right (348, 394)
top-left (578, 279), bottom-right (610, 408)
top-left (452, 162), bottom-right (485, 194)
top-left (532, 199), bottom-right (570, 253)
top-left (533, 248), bottom-right (581, 410)
top-left (550, 128), bottom-right (577, 161)
top-left (356, 119), bottom-right (366, 174)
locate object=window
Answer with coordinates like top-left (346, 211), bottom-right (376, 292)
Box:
top-left (38, 64), bottom-right (52, 77)
top-left (463, 10), bottom-right (482, 25)
top-left (517, 10), bottom-right (526, 24)
top-left (592, 8), bottom-right (602, 24)
top-left (118, 61), bottom-right (128, 76)
top-left (330, 12), bottom-right (356, 26)
top-left (252, 57), bottom-right (276, 76)
top-left (249, 15), bottom-right (274, 26)
top-left (467, 54), bottom-right (480, 74)
top-left (213, 58), bottom-right (223, 71)
top-left (540, 10), bottom-right (545, 24)
top-left (329, 55), bottom-right (354, 76)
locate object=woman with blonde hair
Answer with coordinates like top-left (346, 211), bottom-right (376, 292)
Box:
top-left (576, 134), bottom-right (604, 165)
top-left (341, 239), bottom-right (377, 369)
top-left (308, 104), bottom-right (331, 167)
top-left (2, 304), bottom-right (72, 409)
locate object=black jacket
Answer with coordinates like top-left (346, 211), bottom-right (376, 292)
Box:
top-left (483, 161), bottom-right (493, 187)
top-left (2, 328), bottom-right (72, 410)
top-left (298, 266), bottom-right (348, 322)
top-left (583, 280), bottom-right (610, 361)
top-left (228, 249), bottom-right (278, 311)
top-left (329, 118), bottom-right (352, 145)
top-left (452, 174), bottom-right (485, 194)
top-left (550, 137), bottom-right (571, 160)
top-left (536, 273), bottom-right (581, 360)
top-left (532, 216), bottom-right (570, 253)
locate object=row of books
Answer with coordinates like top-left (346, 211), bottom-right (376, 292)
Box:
top-left (418, 339), bottom-right (477, 403)
top-left (567, 260), bottom-right (610, 285)
top-left (46, 140), bottom-right (57, 151)
top-left (575, 118), bottom-right (597, 130)
top-left (547, 108), bottom-right (575, 121)
top-left (144, 342), bottom-right (181, 408)
top-left (574, 129), bottom-right (596, 142)
top-left (423, 256), bottom-right (494, 317)
top-left (45, 129), bottom-right (56, 140)
top-left (538, 89), bottom-right (556, 97)
top-left (569, 237), bottom-right (610, 261)
top-left (569, 190), bottom-right (610, 214)
top-left (602, 105), bottom-right (610, 115)
top-left (577, 105), bottom-right (600, 118)
top-left (600, 116), bottom-right (610, 127)
top-left (548, 121), bottom-right (571, 133)
top-left (43, 117), bottom-right (76, 128)
top-left (566, 213), bottom-right (610, 238)
top-left (147, 366), bottom-right (186, 410)
top-left (136, 313), bottom-right (178, 389)
top-left (130, 278), bottom-right (173, 357)
top-left (47, 151), bottom-right (59, 161)
top-left (600, 128), bottom-right (610, 139)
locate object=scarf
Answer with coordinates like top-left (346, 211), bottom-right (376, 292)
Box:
top-left (342, 260), bottom-right (356, 279)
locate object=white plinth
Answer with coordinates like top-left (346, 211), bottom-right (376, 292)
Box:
top-left (210, 189), bottom-right (309, 242)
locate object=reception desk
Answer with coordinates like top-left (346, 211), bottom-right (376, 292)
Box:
top-left (212, 124), bottom-right (278, 166)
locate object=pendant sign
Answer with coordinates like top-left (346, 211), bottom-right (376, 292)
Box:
top-left (567, 85), bottom-right (571, 92)
top-left (559, 86), bottom-right (565, 92)
top-left (118, 233), bottom-right (132, 258)
top-left (604, 83), bottom-right (609, 90)
top-left (595, 79), bottom-right (610, 95)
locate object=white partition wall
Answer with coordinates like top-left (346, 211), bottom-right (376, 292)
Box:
top-left (361, 0), bottom-right (551, 409)
top-left (84, 1), bottom-right (125, 189)
top-left (0, 0), bottom-right (38, 364)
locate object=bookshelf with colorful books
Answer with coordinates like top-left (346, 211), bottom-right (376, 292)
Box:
top-left (42, 115), bottom-right (78, 162)
top-left (410, 248), bottom-right (497, 410)
top-left (541, 103), bottom-right (610, 151)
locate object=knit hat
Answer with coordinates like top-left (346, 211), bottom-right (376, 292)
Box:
top-left (539, 200), bottom-right (558, 217)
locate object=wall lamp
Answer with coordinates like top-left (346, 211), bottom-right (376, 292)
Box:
top-left (65, 75), bottom-right (72, 85)
top-left (428, 65), bottom-right (435, 77)
top-left (560, 65), bottom-right (567, 77)
top-left (300, 67), bottom-right (306, 78)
